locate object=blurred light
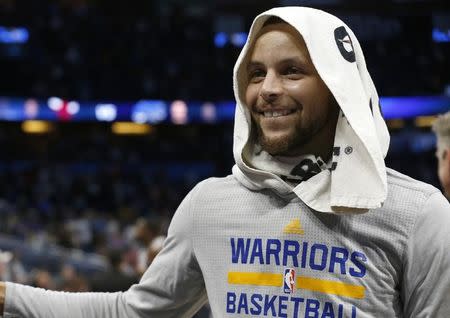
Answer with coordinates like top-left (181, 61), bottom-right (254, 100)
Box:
top-left (201, 102), bottom-right (217, 123)
top-left (0, 26), bottom-right (29, 44)
top-left (414, 115), bottom-right (437, 128)
top-left (24, 99), bottom-right (39, 119)
top-left (214, 32), bottom-right (228, 48)
top-left (95, 103), bottom-right (117, 121)
top-left (21, 120), bottom-right (53, 134)
top-left (386, 119), bottom-right (405, 130)
top-left (112, 122), bottom-right (152, 135)
top-left (230, 32), bottom-right (247, 48)
top-left (170, 100), bottom-right (188, 125)
top-left (48, 97), bottom-right (63, 111)
top-left (132, 111), bottom-right (147, 124)
top-left (132, 100), bottom-right (167, 124)
top-left (0, 251), bottom-right (13, 263)
top-left (0, 95), bottom-right (447, 123)
top-left (380, 96), bottom-right (450, 119)
top-left (432, 28), bottom-right (450, 43)
top-left (66, 101), bottom-right (80, 115)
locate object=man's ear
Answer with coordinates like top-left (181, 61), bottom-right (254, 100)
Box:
top-left (442, 148), bottom-right (450, 164)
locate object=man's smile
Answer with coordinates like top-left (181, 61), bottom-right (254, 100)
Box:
top-left (259, 109), bottom-right (297, 118)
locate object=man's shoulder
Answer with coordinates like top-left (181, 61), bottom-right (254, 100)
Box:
top-left (190, 174), bottom-right (248, 198)
top-left (189, 174), bottom-right (264, 207)
top-left (193, 174), bottom-right (238, 191)
top-left (386, 167), bottom-right (440, 199)
top-left (360, 169), bottom-right (448, 253)
top-left (383, 168), bottom-right (444, 222)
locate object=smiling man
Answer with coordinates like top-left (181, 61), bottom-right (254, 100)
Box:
top-left (245, 21), bottom-right (339, 160)
top-left (1, 7), bottom-right (450, 318)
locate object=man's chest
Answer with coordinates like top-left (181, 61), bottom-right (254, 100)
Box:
top-left (192, 198), bottom-right (404, 317)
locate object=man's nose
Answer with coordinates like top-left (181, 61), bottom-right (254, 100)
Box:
top-left (260, 71), bottom-right (282, 103)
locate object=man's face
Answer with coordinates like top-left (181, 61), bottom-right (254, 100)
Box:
top-left (245, 23), bottom-right (338, 157)
top-left (436, 144), bottom-right (450, 198)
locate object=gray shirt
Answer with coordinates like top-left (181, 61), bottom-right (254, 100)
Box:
top-left (4, 169), bottom-right (450, 317)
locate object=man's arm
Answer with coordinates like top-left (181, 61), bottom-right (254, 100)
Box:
top-left (1, 188), bottom-right (207, 318)
top-left (0, 282), bottom-right (5, 314)
top-left (402, 191), bottom-right (450, 316)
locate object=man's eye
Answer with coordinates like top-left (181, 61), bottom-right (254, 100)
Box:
top-left (285, 67), bottom-right (301, 75)
top-left (249, 70), bottom-right (265, 81)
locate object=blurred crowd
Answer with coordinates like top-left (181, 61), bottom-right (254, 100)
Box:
top-left (0, 216), bottom-right (165, 293)
top-left (0, 123), bottom-right (232, 299)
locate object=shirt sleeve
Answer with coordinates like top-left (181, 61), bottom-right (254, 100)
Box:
top-left (402, 191), bottom-right (450, 317)
top-left (4, 189), bottom-right (207, 318)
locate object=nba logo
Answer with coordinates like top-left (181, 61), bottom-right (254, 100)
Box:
top-left (284, 268), bottom-right (295, 294)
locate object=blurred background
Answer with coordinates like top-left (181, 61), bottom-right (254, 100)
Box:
top-left (0, 0), bottom-right (448, 314)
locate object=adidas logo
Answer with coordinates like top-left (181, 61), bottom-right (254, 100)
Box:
top-left (283, 218), bottom-right (304, 235)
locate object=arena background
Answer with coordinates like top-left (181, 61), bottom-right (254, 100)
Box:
top-left (0, 0), bottom-right (449, 317)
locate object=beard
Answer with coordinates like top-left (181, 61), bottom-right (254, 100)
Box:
top-left (252, 99), bottom-right (339, 157)
top-left (254, 118), bottom-right (315, 156)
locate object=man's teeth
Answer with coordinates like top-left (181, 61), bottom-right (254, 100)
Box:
top-left (263, 110), bottom-right (294, 118)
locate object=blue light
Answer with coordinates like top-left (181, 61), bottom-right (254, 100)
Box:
top-left (230, 32), bottom-right (248, 48)
top-left (432, 28), bottom-right (450, 43)
top-left (131, 100), bottom-right (167, 124)
top-left (95, 104), bottom-right (117, 121)
top-left (0, 95), bottom-right (448, 123)
top-left (380, 96), bottom-right (450, 119)
top-left (214, 32), bottom-right (228, 48)
top-left (0, 27), bottom-right (29, 44)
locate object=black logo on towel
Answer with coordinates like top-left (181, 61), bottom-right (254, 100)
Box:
top-left (291, 159), bottom-right (322, 181)
top-left (345, 146), bottom-right (353, 155)
top-left (334, 26), bottom-right (355, 63)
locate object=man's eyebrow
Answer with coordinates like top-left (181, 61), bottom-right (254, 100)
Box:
top-left (246, 61), bottom-right (264, 70)
top-left (278, 57), bottom-right (308, 65)
top-left (247, 57), bottom-right (309, 69)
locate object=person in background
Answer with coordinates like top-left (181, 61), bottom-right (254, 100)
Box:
top-left (432, 111), bottom-right (450, 199)
top-left (146, 235), bottom-right (166, 266)
top-left (133, 218), bottom-right (160, 275)
top-left (31, 269), bottom-right (55, 290)
top-left (89, 249), bottom-right (139, 293)
top-left (0, 251), bottom-right (28, 285)
top-left (54, 264), bottom-right (89, 293)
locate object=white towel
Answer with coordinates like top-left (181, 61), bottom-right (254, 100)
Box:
top-left (232, 7), bottom-right (390, 214)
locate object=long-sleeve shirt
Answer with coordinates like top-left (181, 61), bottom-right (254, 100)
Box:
top-left (4, 169), bottom-right (450, 317)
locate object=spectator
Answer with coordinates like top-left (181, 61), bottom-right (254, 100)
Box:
top-left (31, 269), bottom-right (55, 290)
top-left (57, 264), bottom-right (89, 292)
top-left (133, 218), bottom-right (160, 275)
top-left (432, 111), bottom-right (450, 199)
top-left (89, 249), bottom-right (139, 293)
top-left (0, 251), bottom-right (28, 285)
top-left (146, 235), bottom-right (166, 265)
